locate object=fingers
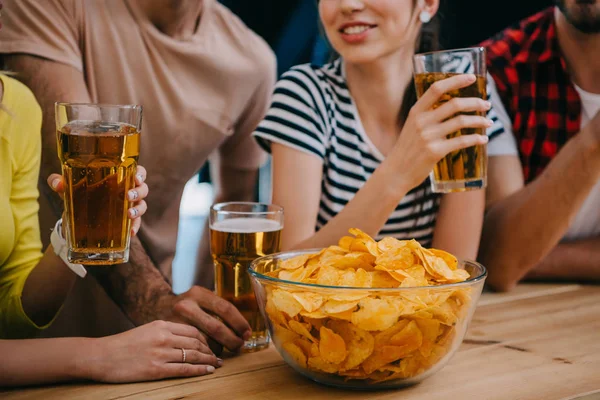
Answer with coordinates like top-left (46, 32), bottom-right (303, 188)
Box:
top-left (189, 287), bottom-right (252, 340)
top-left (428, 97), bottom-right (491, 123)
top-left (432, 115), bottom-right (492, 139)
top-left (131, 218), bottom-right (141, 236)
top-left (47, 174), bottom-right (65, 198)
top-left (440, 133), bottom-right (489, 155)
top-left (135, 165), bottom-right (147, 185)
top-left (128, 200), bottom-right (147, 219)
top-left (173, 298), bottom-right (245, 351)
top-left (159, 363), bottom-right (216, 380)
top-left (167, 348), bottom-right (221, 367)
top-left (128, 183), bottom-right (149, 203)
top-left (169, 333), bottom-right (214, 356)
top-left (416, 74), bottom-right (478, 111)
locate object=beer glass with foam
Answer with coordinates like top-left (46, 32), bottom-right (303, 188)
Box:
top-left (210, 202), bottom-right (284, 352)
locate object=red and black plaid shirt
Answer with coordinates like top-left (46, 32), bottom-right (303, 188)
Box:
top-left (480, 7), bottom-right (582, 183)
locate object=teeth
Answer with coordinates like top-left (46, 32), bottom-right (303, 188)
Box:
top-left (343, 25), bottom-right (370, 35)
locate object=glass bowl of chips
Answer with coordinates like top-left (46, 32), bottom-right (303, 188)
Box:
top-left (248, 229), bottom-right (487, 389)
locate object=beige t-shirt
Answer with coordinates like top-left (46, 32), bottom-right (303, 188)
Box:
top-left (0, 0), bottom-right (275, 280)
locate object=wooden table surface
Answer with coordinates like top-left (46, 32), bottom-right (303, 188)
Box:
top-left (3, 284), bottom-right (600, 400)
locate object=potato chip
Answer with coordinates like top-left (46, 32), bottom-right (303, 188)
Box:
top-left (316, 265), bottom-right (342, 286)
top-left (273, 323), bottom-right (301, 344)
top-left (321, 299), bottom-right (360, 314)
top-left (292, 292), bottom-right (324, 312)
top-left (361, 345), bottom-right (415, 374)
top-left (289, 320), bottom-right (317, 342)
top-left (331, 252), bottom-right (375, 271)
top-left (375, 246), bottom-right (415, 270)
top-left (283, 341), bottom-right (308, 369)
top-left (280, 254), bottom-right (312, 270)
top-left (351, 298), bottom-right (401, 331)
top-left (266, 293), bottom-right (289, 327)
top-left (319, 326), bottom-right (347, 364)
top-left (429, 248), bottom-right (458, 270)
top-left (327, 320), bottom-right (374, 370)
top-left (272, 289), bottom-right (303, 318)
top-left (389, 320), bottom-right (423, 350)
top-left (308, 356), bottom-right (340, 374)
top-left (338, 236), bottom-right (354, 251)
top-left (327, 309), bottom-right (355, 321)
top-left (369, 270), bottom-right (401, 288)
top-left (300, 310), bottom-right (328, 319)
top-left (293, 338), bottom-right (316, 358)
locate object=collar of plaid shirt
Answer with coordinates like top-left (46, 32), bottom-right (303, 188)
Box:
top-left (481, 7), bottom-right (583, 183)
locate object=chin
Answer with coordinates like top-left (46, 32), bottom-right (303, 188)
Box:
top-left (337, 47), bottom-right (387, 65)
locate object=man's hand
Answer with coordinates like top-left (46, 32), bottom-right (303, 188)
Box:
top-left (167, 286), bottom-right (252, 354)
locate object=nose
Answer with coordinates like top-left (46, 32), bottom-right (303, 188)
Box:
top-left (339, 0), bottom-right (365, 15)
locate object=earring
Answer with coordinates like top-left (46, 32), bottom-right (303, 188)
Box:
top-left (419, 10), bottom-right (431, 23)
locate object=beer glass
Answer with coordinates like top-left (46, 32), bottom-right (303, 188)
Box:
top-left (210, 202), bottom-right (284, 352)
top-left (412, 47), bottom-right (488, 193)
top-left (55, 103), bottom-right (142, 265)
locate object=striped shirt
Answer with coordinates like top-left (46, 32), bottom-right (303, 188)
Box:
top-left (254, 59), bottom-right (511, 245)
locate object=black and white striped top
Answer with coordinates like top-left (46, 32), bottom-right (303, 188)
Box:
top-left (254, 59), bottom-right (508, 245)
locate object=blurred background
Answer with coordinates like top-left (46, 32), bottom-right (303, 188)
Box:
top-left (172, 0), bottom-right (553, 293)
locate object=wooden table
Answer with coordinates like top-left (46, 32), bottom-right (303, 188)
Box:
top-left (3, 284), bottom-right (600, 400)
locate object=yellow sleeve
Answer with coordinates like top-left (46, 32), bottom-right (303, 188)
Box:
top-left (0, 75), bottom-right (48, 339)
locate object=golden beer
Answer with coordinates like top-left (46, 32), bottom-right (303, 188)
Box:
top-left (210, 217), bottom-right (282, 352)
top-left (57, 121), bottom-right (140, 265)
top-left (414, 72), bottom-right (488, 192)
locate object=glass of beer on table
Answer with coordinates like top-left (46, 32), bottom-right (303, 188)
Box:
top-left (210, 202), bottom-right (283, 352)
top-left (55, 103), bottom-right (142, 265)
top-left (412, 47), bottom-right (488, 193)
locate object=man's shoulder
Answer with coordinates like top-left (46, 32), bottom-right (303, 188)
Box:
top-left (211, 3), bottom-right (276, 79)
top-left (480, 7), bottom-right (555, 67)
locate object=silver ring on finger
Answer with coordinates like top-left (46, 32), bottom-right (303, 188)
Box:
top-left (181, 348), bottom-right (187, 363)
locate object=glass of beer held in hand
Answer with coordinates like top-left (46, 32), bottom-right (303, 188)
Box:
top-left (56, 103), bottom-right (142, 265)
top-left (210, 202), bottom-right (283, 352)
top-left (413, 47), bottom-right (488, 193)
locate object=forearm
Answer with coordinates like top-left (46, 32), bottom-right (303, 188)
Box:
top-left (525, 237), bottom-right (600, 282)
top-left (89, 236), bottom-right (175, 325)
top-left (0, 337), bottom-right (93, 386)
top-left (21, 248), bottom-right (77, 326)
top-left (431, 190), bottom-right (485, 260)
top-left (289, 164), bottom-right (411, 250)
top-left (480, 134), bottom-right (600, 291)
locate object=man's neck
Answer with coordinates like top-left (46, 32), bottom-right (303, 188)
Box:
top-left (138, 0), bottom-right (204, 40)
top-left (555, 8), bottom-right (600, 94)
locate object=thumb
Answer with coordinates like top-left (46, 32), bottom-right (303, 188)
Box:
top-left (47, 174), bottom-right (65, 199)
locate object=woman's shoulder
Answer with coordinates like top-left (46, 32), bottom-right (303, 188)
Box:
top-left (0, 74), bottom-right (42, 158)
top-left (280, 60), bottom-right (345, 93)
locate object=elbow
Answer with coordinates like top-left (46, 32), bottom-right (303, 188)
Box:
top-left (481, 254), bottom-right (543, 292)
top-left (486, 272), bottom-right (519, 292)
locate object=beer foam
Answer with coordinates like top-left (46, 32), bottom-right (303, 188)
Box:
top-left (211, 218), bottom-right (282, 233)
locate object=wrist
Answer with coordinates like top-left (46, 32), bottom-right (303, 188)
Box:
top-left (70, 338), bottom-right (102, 381)
top-left (375, 160), bottom-right (414, 201)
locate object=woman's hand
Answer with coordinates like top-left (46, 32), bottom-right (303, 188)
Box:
top-left (85, 320), bottom-right (222, 383)
top-left (387, 74), bottom-right (492, 190)
top-left (47, 165), bottom-right (149, 236)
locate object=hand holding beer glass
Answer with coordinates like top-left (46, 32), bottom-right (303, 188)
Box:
top-left (56, 103), bottom-right (142, 265)
top-left (210, 202), bottom-right (283, 352)
top-left (412, 47), bottom-right (488, 193)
